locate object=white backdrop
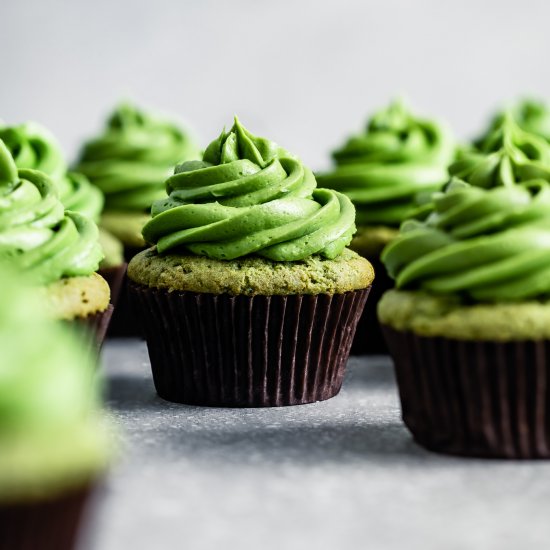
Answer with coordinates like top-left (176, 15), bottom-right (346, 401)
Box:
top-left (2, 0), bottom-right (549, 169)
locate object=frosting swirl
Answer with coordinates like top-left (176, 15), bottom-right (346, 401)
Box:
top-left (142, 118), bottom-right (356, 261)
top-left (382, 178), bottom-right (550, 302)
top-left (316, 100), bottom-right (454, 226)
top-left (477, 99), bottom-right (550, 147)
top-left (76, 103), bottom-right (200, 211)
top-left (450, 114), bottom-right (550, 188)
top-left (0, 140), bottom-right (103, 284)
top-left (0, 122), bottom-right (103, 221)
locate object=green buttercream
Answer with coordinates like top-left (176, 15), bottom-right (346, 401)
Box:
top-left (142, 117), bottom-right (356, 262)
top-left (451, 113), bottom-right (550, 187)
top-left (0, 267), bottom-right (110, 502)
top-left (0, 122), bottom-right (104, 221)
top-left (378, 289), bottom-right (550, 341)
top-left (316, 99), bottom-right (455, 226)
top-left (76, 103), bottom-right (200, 211)
top-left (477, 99), bottom-right (550, 147)
top-left (382, 178), bottom-right (550, 302)
top-left (0, 140), bottom-right (103, 284)
top-left (128, 247), bottom-right (373, 295)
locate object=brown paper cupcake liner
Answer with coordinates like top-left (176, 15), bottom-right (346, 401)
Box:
top-left (98, 263), bottom-right (127, 308)
top-left (129, 282), bottom-right (370, 407)
top-left (350, 257), bottom-right (393, 355)
top-left (69, 305), bottom-right (114, 359)
top-left (0, 485), bottom-right (92, 550)
top-left (383, 325), bottom-right (550, 458)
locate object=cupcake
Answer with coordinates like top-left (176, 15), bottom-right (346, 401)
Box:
top-left (127, 117), bottom-right (374, 407)
top-left (0, 139), bottom-right (112, 353)
top-left (379, 177), bottom-right (550, 458)
top-left (75, 102), bottom-right (200, 259)
top-left (476, 98), bottom-right (550, 147)
top-left (317, 99), bottom-right (455, 353)
top-left (0, 121), bottom-right (127, 307)
top-left (0, 265), bottom-right (111, 550)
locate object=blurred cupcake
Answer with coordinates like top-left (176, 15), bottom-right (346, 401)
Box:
top-left (317, 99), bottom-right (455, 353)
top-left (0, 139), bottom-right (112, 353)
top-left (0, 121), bottom-right (126, 306)
top-left (127, 117), bottom-right (374, 407)
top-left (0, 265), bottom-right (111, 550)
top-left (379, 177), bottom-right (550, 458)
top-left (76, 102), bottom-right (200, 260)
top-left (476, 98), bottom-right (550, 147)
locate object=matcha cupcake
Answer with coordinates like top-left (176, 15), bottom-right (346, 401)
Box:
top-left (0, 120), bottom-right (127, 307)
top-left (379, 178), bottom-right (550, 458)
top-left (128, 117), bottom-right (374, 407)
top-left (0, 139), bottom-right (112, 352)
top-left (76, 102), bottom-right (200, 259)
top-left (317, 99), bottom-right (455, 353)
top-left (0, 266), bottom-right (111, 550)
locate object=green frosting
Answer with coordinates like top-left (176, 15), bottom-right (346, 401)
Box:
top-left (142, 117), bottom-right (356, 262)
top-left (477, 99), bottom-right (550, 147)
top-left (316, 99), bottom-right (455, 226)
top-left (451, 113), bottom-right (550, 187)
top-left (0, 140), bottom-right (103, 285)
top-left (382, 178), bottom-right (550, 302)
top-left (0, 266), bottom-right (110, 502)
top-left (0, 122), bottom-right (104, 221)
top-left (76, 103), bottom-right (200, 211)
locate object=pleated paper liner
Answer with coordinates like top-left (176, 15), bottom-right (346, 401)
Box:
top-left (0, 485), bottom-right (92, 550)
top-left (383, 325), bottom-right (550, 459)
top-left (350, 257), bottom-right (393, 355)
top-left (70, 305), bottom-right (114, 360)
top-left (129, 282), bottom-right (370, 407)
top-left (105, 245), bottom-right (147, 338)
top-left (98, 263), bottom-right (127, 308)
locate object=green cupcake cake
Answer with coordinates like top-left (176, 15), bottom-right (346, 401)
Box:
top-left (0, 139), bottom-right (112, 350)
top-left (0, 120), bottom-right (126, 303)
top-left (0, 265), bottom-right (111, 550)
top-left (379, 177), bottom-right (550, 458)
top-left (316, 99), bottom-right (455, 353)
top-left (128, 117), bottom-right (374, 407)
top-left (76, 102), bottom-right (200, 257)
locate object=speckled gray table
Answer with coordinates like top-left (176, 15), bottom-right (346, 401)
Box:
top-left (87, 339), bottom-right (550, 550)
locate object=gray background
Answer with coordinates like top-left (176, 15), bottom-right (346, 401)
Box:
top-left (2, 0), bottom-right (550, 169)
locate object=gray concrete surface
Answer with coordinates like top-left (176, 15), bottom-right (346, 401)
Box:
top-left (89, 339), bottom-right (550, 550)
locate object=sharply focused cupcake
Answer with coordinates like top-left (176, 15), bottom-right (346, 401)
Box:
top-left (75, 102), bottom-right (200, 259)
top-left (127, 117), bottom-right (374, 407)
top-left (316, 99), bottom-right (455, 353)
top-left (0, 265), bottom-right (111, 550)
top-left (379, 176), bottom-right (550, 458)
top-left (0, 139), bottom-right (112, 352)
top-left (0, 121), bottom-right (126, 305)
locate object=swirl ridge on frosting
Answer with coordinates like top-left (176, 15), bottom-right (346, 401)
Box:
top-left (142, 117), bottom-right (356, 261)
top-left (0, 139), bottom-right (103, 284)
top-left (76, 103), bottom-right (200, 211)
top-left (316, 99), bottom-right (455, 226)
top-left (0, 122), bottom-right (104, 221)
top-left (382, 177), bottom-right (550, 302)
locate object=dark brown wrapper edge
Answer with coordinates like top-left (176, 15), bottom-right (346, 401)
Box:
top-left (129, 282), bottom-right (371, 407)
top-left (0, 484), bottom-right (93, 550)
top-left (350, 257), bottom-right (393, 355)
top-left (69, 305), bottom-right (114, 361)
top-left (98, 264), bottom-right (127, 308)
top-left (382, 324), bottom-right (550, 459)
